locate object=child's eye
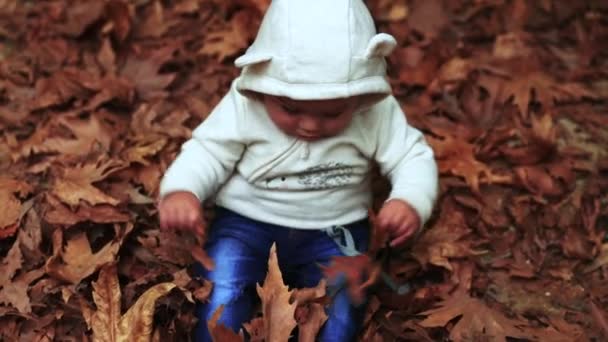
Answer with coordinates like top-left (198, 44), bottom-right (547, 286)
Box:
top-left (324, 112), bottom-right (342, 119)
top-left (282, 105), bottom-right (301, 114)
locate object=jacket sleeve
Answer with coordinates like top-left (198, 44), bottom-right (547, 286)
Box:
top-left (374, 97), bottom-right (438, 225)
top-left (159, 89), bottom-right (246, 201)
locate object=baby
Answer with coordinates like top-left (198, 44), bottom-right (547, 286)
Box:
top-left (158, 0), bottom-right (438, 340)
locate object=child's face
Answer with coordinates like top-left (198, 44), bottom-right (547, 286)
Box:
top-left (263, 95), bottom-right (359, 141)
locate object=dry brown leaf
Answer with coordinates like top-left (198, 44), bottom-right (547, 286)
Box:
top-left (207, 305), bottom-right (244, 342)
top-left (59, 1), bottom-right (106, 37)
top-left (412, 199), bottom-right (486, 271)
top-left (292, 279), bottom-right (328, 342)
top-left (45, 223), bottom-right (133, 284)
top-left (321, 254), bottom-right (381, 305)
top-left (193, 279), bottom-right (214, 302)
top-left (0, 189), bottom-right (21, 238)
top-left (0, 239), bottom-right (23, 286)
top-left (0, 176), bottom-right (34, 197)
top-left (198, 10), bottom-right (257, 62)
top-left (51, 156), bottom-right (126, 207)
top-left (242, 317), bottom-right (265, 342)
top-left (105, 0), bottom-right (132, 43)
top-left (256, 243), bottom-right (297, 341)
top-left (17, 206), bottom-right (45, 265)
top-left (419, 291), bottom-right (529, 341)
top-left (0, 269), bottom-right (45, 314)
top-left (120, 46), bottom-right (176, 100)
top-left (0, 238), bottom-right (45, 314)
top-left (121, 136), bottom-right (167, 166)
top-left (89, 263), bottom-right (176, 342)
top-left (132, 0), bottom-right (168, 39)
top-left (44, 194), bottom-right (130, 226)
top-left (427, 134), bottom-right (512, 193)
top-left (407, 0), bottom-right (448, 38)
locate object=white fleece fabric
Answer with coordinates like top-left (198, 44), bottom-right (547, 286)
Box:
top-left (159, 0), bottom-right (438, 229)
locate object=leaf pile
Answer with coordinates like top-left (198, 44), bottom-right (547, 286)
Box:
top-left (0, 0), bottom-right (607, 341)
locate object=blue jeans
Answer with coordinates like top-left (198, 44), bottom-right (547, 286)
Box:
top-left (194, 207), bottom-right (370, 342)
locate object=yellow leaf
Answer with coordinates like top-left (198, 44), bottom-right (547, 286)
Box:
top-left (89, 264), bottom-right (176, 342)
top-left (256, 243), bottom-right (297, 341)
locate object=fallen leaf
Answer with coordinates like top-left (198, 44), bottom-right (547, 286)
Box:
top-left (419, 291), bottom-right (529, 341)
top-left (198, 10), bottom-right (257, 62)
top-left (321, 254), bottom-right (381, 305)
top-left (242, 317), bottom-right (265, 342)
top-left (256, 243), bottom-right (297, 341)
top-left (412, 199), bottom-right (486, 271)
top-left (59, 1), bottom-right (106, 37)
top-left (120, 46), bottom-right (176, 100)
top-left (0, 189), bottom-right (21, 238)
top-left (207, 305), bottom-right (244, 342)
top-left (45, 223), bottom-right (133, 284)
top-left (427, 134), bottom-right (512, 193)
top-left (132, 0), bottom-right (168, 39)
top-left (51, 156), bottom-right (126, 207)
top-left (105, 0), bottom-right (132, 43)
top-left (89, 263), bottom-right (177, 342)
top-left (292, 279), bottom-right (328, 342)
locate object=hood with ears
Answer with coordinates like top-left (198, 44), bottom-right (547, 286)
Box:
top-left (234, 0), bottom-right (397, 100)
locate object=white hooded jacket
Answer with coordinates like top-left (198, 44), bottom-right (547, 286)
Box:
top-left (159, 0), bottom-right (438, 229)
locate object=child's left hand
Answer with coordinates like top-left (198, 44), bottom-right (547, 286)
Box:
top-left (377, 199), bottom-right (421, 247)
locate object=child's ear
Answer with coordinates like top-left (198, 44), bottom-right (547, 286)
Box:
top-left (364, 33), bottom-right (397, 59)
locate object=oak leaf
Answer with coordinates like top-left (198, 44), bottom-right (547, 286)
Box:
top-left (88, 264), bottom-right (176, 342)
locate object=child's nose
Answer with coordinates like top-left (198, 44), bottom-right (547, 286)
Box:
top-left (299, 115), bottom-right (321, 131)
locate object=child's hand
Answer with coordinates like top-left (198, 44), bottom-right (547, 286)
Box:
top-left (158, 191), bottom-right (205, 237)
top-left (377, 199), bottom-right (421, 247)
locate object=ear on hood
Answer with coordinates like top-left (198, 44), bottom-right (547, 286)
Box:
top-left (234, 53), bottom-right (272, 68)
top-left (364, 33), bottom-right (397, 59)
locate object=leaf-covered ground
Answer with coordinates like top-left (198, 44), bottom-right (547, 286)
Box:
top-left (0, 0), bottom-right (607, 341)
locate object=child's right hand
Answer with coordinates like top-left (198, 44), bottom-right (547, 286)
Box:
top-left (158, 191), bottom-right (205, 237)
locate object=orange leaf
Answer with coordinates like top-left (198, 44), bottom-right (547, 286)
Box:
top-left (208, 305), bottom-right (244, 342)
top-left (321, 254), bottom-right (381, 305)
